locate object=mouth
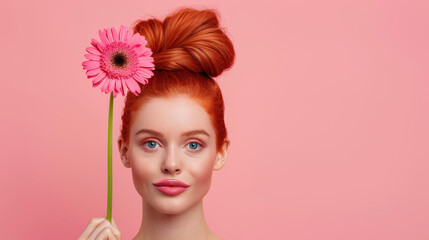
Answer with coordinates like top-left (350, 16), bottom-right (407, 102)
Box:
top-left (152, 179), bottom-right (190, 196)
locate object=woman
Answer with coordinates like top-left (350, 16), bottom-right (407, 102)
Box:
top-left (79, 6), bottom-right (235, 240)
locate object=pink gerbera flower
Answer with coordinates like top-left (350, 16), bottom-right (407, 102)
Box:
top-left (82, 25), bottom-right (155, 97)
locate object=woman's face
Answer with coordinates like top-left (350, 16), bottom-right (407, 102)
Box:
top-left (118, 94), bottom-right (227, 214)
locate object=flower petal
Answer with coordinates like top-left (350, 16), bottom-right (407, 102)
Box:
top-left (132, 75), bottom-right (147, 85)
top-left (129, 78), bottom-right (141, 94)
top-left (137, 57), bottom-right (154, 67)
top-left (113, 89), bottom-right (118, 98)
top-left (125, 28), bottom-right (133, 42)
top-left (119, 25), bottom-right (126, 42)
top-left (107, 78), bottom-right (115, 93)
top-left (143, 48), bottom-right (153, 57)
top-left (91, 38), bottom-right (105, 52)
top-left (120, 78), bottom-right (126, 96)
top-left (82, 60), bottom-right (100, 70)
top-left (137, 68), bottom-right (154, 78)
top-left (127, 33), bottom-right (143, 48)
top-left (112, 27), bottom-right (118, 42)
top-left (92, 71), bottom-right (107, 87)
top-left (124, 78), bottom-right (135, 94)
top-left (86, 47), bottom-right (101, 55)
top-left (99, 78), bottom-right (109, 93)
top-left (114, 77), bottom-right (122, 93)
top-left (99, 29), bottom-right (109, 47)
top-left (139, 35), bottom-right (148, 46)
top-left (139, 59), bottom-right (155, 69)
top-left (84, 53), bottom-right (101, 61)
top-left (105, 29), bottom-right (112, 44)
top-left (134, 46), bottom-right (145, 57)
top-left (104, 79), bottom-right (111, 94)
top-left (86, 68), bottom-right (102, 78)
top-left (106, 28), bottom-right (114, 43)
top-left (135, 46), bottom-right (152, 57)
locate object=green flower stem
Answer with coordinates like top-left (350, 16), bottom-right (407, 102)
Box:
top-left (106, 92), bottom-right (114, 223)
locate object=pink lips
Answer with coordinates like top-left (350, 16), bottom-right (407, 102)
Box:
top-left (153, 179), bottom-right (190, 196)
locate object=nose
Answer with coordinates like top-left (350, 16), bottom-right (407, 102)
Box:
top-left (161, 146), bottom-right (182, 175)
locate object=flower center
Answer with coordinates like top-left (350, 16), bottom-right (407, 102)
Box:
top-left (111, 51), bottom-right (129, 68)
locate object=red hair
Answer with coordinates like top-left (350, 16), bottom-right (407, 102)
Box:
top-left (120, 7), bottom-right (235, 152)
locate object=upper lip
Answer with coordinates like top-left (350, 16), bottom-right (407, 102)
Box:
top-left (153, 179), bottom-right (190, 188)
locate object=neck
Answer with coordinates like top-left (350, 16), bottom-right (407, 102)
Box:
top-left (132, 199), bottom-right (217, 240)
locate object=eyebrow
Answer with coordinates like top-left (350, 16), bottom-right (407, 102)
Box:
top-left (135, 129), bottom-right (210, 138)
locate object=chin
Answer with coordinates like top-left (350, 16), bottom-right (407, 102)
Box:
top-left (154, 204), bottom-right (188, 215)
top-left (147, 197), bottom-right (193, 215)
top-left (146, 188), bottom-right (208, 215)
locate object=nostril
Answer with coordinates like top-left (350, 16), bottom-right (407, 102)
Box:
top-left (162, 168), bottom-right (181, 173)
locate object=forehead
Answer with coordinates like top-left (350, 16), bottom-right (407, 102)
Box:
top-left (130, 95), bottom-right (214, 136)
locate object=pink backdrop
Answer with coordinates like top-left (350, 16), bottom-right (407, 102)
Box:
top-left (1, 0), bottom-right (428, 239)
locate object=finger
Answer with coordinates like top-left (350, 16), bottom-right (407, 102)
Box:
top-left (111, 218), bottom-right (118, 228)
top-left (88, 219), bottom-right (113, 240)
top-left (79, 218), bottom-right (107, 239)
top-left (94, 227), bottom-right (117, 240)
top-left (109, 218), bottom-right (121, 238)
top-left (108, 225), bottom-right (121, 239)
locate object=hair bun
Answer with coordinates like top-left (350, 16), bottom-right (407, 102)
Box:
top-left (133, 7), bottom-right (235, 78)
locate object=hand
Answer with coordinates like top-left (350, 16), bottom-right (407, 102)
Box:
top-left (78, 218), bottom-right (121, 240)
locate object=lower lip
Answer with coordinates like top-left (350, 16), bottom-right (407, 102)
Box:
top-left (154, 186), bottom-right (188, 195)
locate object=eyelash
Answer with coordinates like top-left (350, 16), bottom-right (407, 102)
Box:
top-left (142, 139), bottom-right (204, 152)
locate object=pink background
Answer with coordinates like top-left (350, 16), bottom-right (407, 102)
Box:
top-left (1, 0), bottom-right (428, 239)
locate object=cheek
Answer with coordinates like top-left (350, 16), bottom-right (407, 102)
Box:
top-left (129, 149), bottom-right (159, 198)
top-left (188, 151), bottom-right (217, 194)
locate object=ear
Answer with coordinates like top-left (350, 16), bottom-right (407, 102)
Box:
top-left (214, 140), bottom-right (230, 171)
top-left (117, 136), bottom-right (131, 168)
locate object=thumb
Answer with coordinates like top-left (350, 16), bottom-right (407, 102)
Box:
top-left (112, 218), bottom-right (119, 228)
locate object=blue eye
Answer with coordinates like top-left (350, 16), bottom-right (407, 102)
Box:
top-left (145, 141), bottom-right (158, 148)
top-left (188, 142), bottom-right (201, 150)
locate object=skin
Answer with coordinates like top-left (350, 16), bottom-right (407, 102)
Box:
top-left (116, 94), bottom-right (229, 240)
